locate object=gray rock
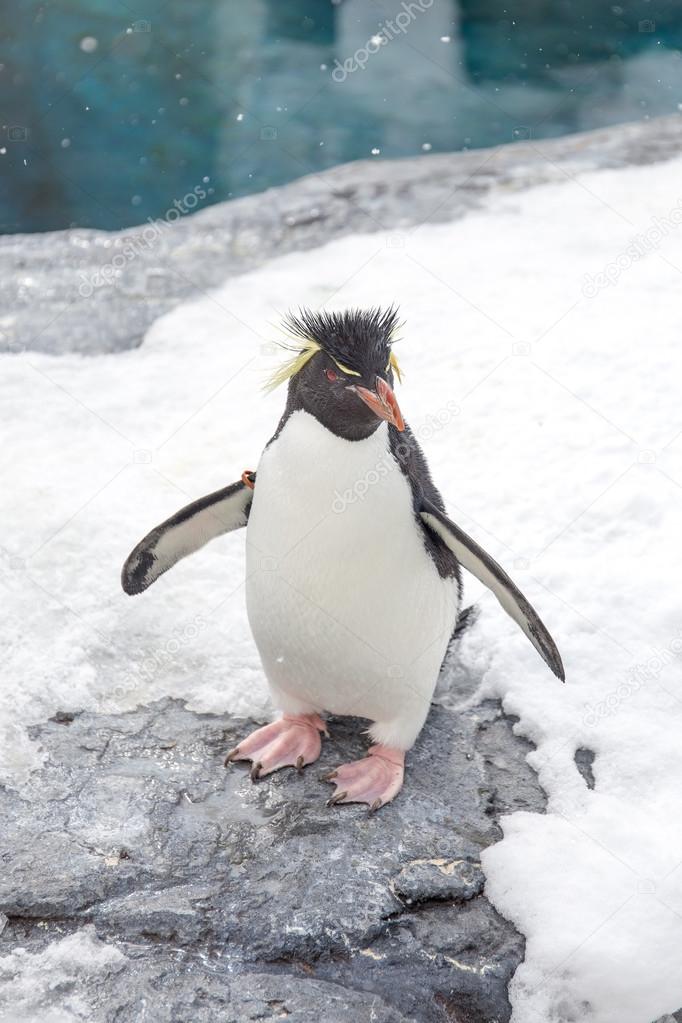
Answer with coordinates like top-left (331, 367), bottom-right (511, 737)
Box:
top-left (574, 747), bottom-right (596, 790)
top-left (0, 696), bottom-right (545, 1022)
top-left (2, 114), bottom-right (681, 356)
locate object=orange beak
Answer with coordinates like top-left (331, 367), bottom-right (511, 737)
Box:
top-left (351, 376), bottom-right (405, 432)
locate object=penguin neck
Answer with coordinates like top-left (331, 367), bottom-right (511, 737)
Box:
top-left (260, 410), bottom-right (394, 519)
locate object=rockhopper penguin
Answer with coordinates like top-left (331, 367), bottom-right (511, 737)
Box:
top-left (122, 307), bottom-right (564, 811)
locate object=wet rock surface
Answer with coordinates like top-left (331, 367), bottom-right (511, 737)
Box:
top-left (3, 114), bottom-right (681, 356)
top-left (0, 696), bottom-right (545, 1022)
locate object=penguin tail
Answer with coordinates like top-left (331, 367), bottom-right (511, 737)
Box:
top-left (452, 603), bottom-right (479, 641)
top-left (439, 603), bottom-right (479, 674)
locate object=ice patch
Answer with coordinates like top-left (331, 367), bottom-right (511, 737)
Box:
top-left (0, 927), bottom-right (124, 1022)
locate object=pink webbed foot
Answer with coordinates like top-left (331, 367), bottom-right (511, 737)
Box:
top-left (323, 745), bottom-right (405, 812)
top-left (225, 713), bottom-right (327, 780)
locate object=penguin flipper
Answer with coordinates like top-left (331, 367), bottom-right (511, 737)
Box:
top-left (420, 499), bottom-right (565, 681)
top-left (121, 478), bottom-right (254, 595)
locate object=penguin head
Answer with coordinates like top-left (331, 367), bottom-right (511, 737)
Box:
top-left (268, 307), bottom-right (405, 441)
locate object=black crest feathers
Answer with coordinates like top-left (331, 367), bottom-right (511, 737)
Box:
top-left (266, 306), bottom-right (402, 391)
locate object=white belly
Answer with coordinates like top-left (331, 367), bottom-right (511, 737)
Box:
top-left (244, 411), bottom-right (459, 749)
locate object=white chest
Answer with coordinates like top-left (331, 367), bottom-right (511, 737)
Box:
top-left (244, 411), bottom-right (459, 728)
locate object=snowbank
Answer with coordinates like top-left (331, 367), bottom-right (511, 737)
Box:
top-left (3, 152), bottom-right (682, 1021)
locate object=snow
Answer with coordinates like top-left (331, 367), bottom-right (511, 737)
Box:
top-left (0, 927), bottom-right (124, 1022)
top-left (4, 153), bottom-right (682, 1021)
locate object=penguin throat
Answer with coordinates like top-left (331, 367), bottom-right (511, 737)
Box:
top-left (284, 374), bottom-right (384, 442)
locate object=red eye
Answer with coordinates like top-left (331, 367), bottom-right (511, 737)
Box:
top-left (325, 368), bottom-right (338, 382)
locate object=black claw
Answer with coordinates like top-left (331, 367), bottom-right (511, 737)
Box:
top-left (319, 769), bottom-right (338, 782)
top-left (368, 798), bottom-right (382, 814)
top-left (224, 747), bottom-right (240, 766)
top-left (250, 761), bottom-right (262, 781)
top-left (326, 790), bottom-right (347, 807)
top-left (296, 755), bottom-right (305, 774)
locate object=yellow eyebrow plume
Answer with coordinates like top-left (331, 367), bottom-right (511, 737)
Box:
top-left (264, 339), bottom-right (321, 392)
top-left (332, 358), bottom-right (361, 377)
top-left (264, 328), bottom-right (403, 392)
top-left (388, 351), bottom-right (403, 383)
